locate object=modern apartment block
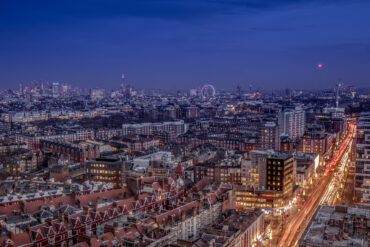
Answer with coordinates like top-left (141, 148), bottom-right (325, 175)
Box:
top-left (354, 112), bottom-right (370, 207)
top-left (279, 106), bottom-right (305, 141)
top-left (259, 121), bottom-right (280, 150)
top-left (121, 120), bottom-right (188, 137)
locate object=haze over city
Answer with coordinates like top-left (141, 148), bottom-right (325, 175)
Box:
top-left (1, 0), bottom-right (370, 90)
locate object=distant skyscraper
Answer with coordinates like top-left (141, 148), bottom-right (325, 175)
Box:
top-left (336, 83), bottom-right (343, 108)
top-left (91, 88), bottom-right (105, 101)
top-left (40, 82), bottom-right (44, 95)
top-left (285, 88), bottom-right (292, 99)
top-left (121, 73), bottom-right (125, 94)
top-left (61, 84), bottom-right (69, 95)
top-left (189, 89), bottom-right (197, 97)
top-left (235, 85), bottom-right (242, 96)
top-left (19, 82), bottom-right (24, 95)
top-left (52, 82), bottom-right (60, 98)
top-left (279, 106), bottom-right (305, 141)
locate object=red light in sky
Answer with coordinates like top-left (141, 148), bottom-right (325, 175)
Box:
top-left (317, 63), bottom-right (323, 69)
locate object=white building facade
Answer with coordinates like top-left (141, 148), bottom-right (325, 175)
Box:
top-left (355, 112), bottom-right (370, 207)
top-left (279, 107), bottom-right (305, 141)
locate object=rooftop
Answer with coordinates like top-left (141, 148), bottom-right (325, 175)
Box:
top-left (299, 205), bottom-right (369, 247)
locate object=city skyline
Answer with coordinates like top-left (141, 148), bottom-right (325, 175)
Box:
top-left (0, 2), bottom-right (369, 247)
top-left (1, 0), bottom-right (370, 90)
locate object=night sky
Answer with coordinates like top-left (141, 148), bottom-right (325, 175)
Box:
top-left (1, 0), bottom-right (370, 90)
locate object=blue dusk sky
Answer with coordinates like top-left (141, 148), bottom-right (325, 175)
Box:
top-left (0, 0), bottom-right (370, 90)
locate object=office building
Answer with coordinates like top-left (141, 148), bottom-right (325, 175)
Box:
top-left (86, 158), bottom-right (125, 188)
top-left (52, 82), bottom-right (60, 98)
top-left (90, 88), bottom-right (105, 101)
top-left (236, 151), bottom-right (295, 209)
top-left (266, 152), bottom-right (294, 199)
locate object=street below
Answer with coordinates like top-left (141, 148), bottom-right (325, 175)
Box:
top-left (276, 123), bottom-right (355, 247)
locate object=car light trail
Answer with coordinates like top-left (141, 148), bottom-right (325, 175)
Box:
top-left (276, 123), bottom-right (354, 247)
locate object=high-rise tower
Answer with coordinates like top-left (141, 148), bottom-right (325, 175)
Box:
top-left (279, 106), bottom-right (305, 141)
top-left (121, 73), bottom-right (125, 94)
top-left (336, 83), bottom-right (343, 108)
top-left (19, 82), bottom-right (24, 95)
top-left (52, 82), bottom-right (60, 98)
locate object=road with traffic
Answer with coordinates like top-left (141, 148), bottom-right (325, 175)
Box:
top-left (276, 123), bottom-right (355, 247)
